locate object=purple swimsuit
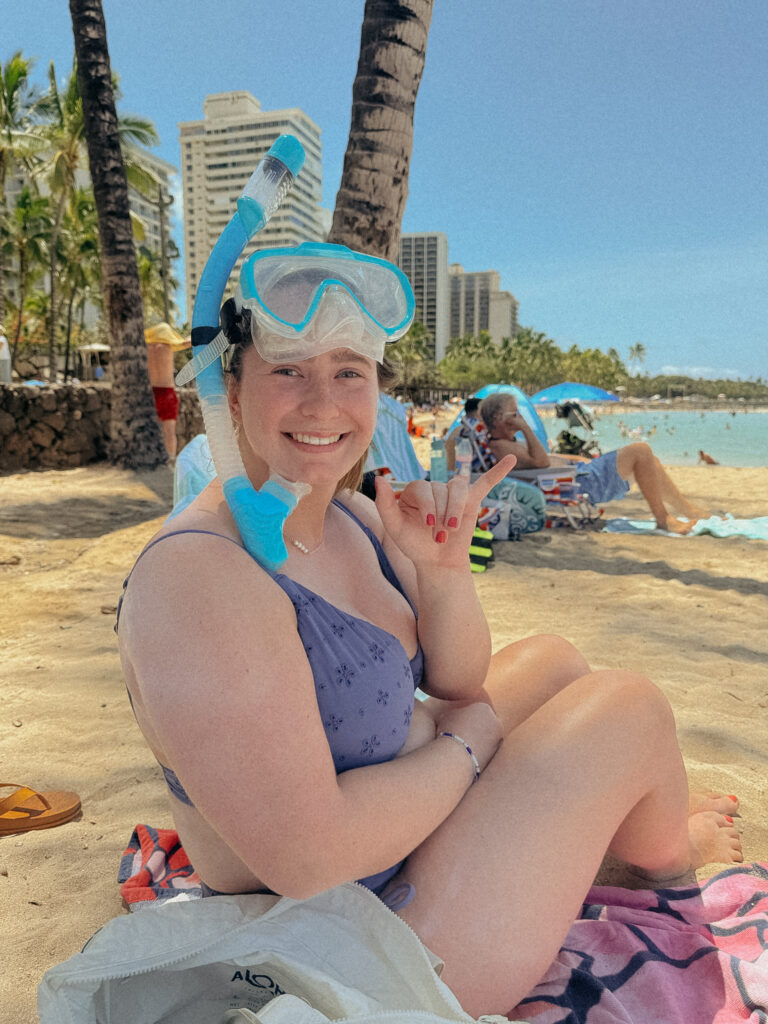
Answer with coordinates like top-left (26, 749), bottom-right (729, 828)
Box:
top-left (119, 500), bottom-right (423, 897)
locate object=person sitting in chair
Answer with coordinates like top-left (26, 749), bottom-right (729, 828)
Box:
top-left (480, 391), bottom-right (714, 535)
top-left (444, 397), bottom-right (492, 474)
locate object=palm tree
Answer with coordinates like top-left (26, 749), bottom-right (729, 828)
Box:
top-left (628, 342), bottom-right (646, 376)
top-left (0, 51), bottom-right (44, 329)
top-left (137, 244), bottom-right (180, 324)
top-left (58, 187), bottom-right (101, 379)
top-left (0, 185), bottom-right (52, 371)
top-left (327, 0), bottom-right (434, 260)
top-left (37, 57), bottom-right (157, 382)
top-left (69, 0), bottom-right (166, 466)
top-left (388, 320), bottom-right (430, 398)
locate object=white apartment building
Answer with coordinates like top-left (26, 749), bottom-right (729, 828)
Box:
top-left (397, 232), bottom-right (450, 362)
top-left (3, 146), bottom-right (178, 326)
top-left (179, 91), bottom-right (325, 322)
top-left (449, 264), bottom-right (519, 346)
top-left (125, 146), bottom-right (178, 257)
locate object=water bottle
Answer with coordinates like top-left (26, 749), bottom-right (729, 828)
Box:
top-left (430, 437), bottom-right (448, 482)
top-left (455, 436), bottom-right (473, 479)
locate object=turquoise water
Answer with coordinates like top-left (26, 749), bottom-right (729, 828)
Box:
top-left (541, 409), bottom-right (768, 467)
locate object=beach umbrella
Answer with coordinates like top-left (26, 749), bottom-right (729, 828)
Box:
top-left (472, 383), bottom-right (549, 445)
top-left (530, 381), bottom-right (620, 405)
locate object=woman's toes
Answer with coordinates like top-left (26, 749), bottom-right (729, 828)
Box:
top-left (689, 791), bottom-right (740, 815)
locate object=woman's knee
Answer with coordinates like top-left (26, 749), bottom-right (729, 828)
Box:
top-left (586, 669), bottom-right (677, 741)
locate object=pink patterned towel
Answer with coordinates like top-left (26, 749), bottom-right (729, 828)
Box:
top-left (119, 830), bottom-right (768, 1020)
top-left (513, 863), bottom-right (768, 1022)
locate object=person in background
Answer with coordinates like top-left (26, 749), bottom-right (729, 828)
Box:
top-left (480, 391), bottom-right (715, 534)
top-left (145, 323), bottom-right (191, 459)
top-left (444, 396), bottom-right (488, 472)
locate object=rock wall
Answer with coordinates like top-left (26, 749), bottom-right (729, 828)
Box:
top-left (0, 384), bottom-right (204, 473)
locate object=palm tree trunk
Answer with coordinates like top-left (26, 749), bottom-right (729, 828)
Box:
top-left (11, 247), bottom-right (28, 372)
top-left (328, 0), bottom-right (434, 260)
top-left (69, 0), bottom-right (166, 467)
top-left (64, 287), bottom-right (75, 380)
top-left (47, 193), bottom-right (66, 382)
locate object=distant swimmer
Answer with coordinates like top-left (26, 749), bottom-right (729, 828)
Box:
top-left (699, 450), bottom-right (719, 465)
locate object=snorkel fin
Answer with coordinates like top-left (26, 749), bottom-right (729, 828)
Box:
top-left (178, 135), bottom-right (308, 571)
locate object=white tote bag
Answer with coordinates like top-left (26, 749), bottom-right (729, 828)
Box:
top-left (38, 882), bottom-right (519, 1024)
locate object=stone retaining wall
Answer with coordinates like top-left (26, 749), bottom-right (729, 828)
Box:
top-left (0, 384), bottom-right (204, 473)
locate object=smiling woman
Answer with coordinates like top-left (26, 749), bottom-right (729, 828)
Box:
top-left (115, 243), bottom-right (742, 1018)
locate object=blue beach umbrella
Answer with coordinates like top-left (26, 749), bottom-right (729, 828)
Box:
top-left (472, 383), bottom-right (549, 445)
top-left (530, 381), bottom-right (620, 405)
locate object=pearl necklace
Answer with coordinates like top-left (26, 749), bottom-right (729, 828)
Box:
top-left (289, 536), bottom-right (323, 555)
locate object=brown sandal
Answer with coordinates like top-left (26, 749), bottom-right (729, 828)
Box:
top-left (0, 783), bottom-right (81, 835)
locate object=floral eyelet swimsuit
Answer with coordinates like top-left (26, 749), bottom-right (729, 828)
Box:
top-left (117, 500), bottom-right (423, 901)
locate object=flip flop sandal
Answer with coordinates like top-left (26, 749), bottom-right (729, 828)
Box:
top-left (0, 783), bottom-right (81, 835)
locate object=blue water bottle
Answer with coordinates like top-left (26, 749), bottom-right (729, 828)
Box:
top-left (430, 438), bottom-right (448, 482)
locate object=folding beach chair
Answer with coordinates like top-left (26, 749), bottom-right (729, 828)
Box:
top-left (463, 401), bottom-right (604, 531)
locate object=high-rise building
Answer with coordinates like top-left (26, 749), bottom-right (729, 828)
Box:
top-left (396, 232), bottom-right (450, 362)
top-left (179, 91), bottom-right (326, 322)
top-left (448, 264), bottom-right (519, 346)
top-left (125, 146), bottom-right (177, 259)
top-left (3, 146), bottom-right (179, 327)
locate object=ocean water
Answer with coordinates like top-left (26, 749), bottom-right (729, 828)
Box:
top-left (540, 408), bottom-right (768, 467)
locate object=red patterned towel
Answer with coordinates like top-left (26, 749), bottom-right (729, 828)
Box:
top-left (119, 824), bottom-right (201, 906)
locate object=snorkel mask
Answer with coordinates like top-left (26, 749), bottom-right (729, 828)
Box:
top-left (237, 243), bottom-right (414, 364)
top-left (176, 136), bottom-right (414, 572)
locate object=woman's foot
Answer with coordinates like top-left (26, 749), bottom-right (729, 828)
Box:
top-left (689, 790), bottom-right (739, 815)
top-left (687, 810), bottom-right (743, 869)
top-left (657, 515), bottom-right (696, 535)
top-left (631, 800), bottom-right (743, 883)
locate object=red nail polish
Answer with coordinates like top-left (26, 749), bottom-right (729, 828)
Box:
top-left (725, 815), bottom-right (733, 823)
top-left (426, 514), bottom-right (435, 526)
top-left (436, 530), bottom-right (447, 543)
top-left (729, 795), bottom-right (738, 801)
top-left (447, 516), bottom-right (458, 528)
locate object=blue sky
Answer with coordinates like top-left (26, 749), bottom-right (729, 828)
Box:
top-left (6, 0), bottom-right (768, 381)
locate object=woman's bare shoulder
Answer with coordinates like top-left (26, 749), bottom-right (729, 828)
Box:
top-left (335, 488), bottom-right (385, 540)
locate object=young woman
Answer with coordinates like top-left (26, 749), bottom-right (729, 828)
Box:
top-left (117, 246), bottom-right (741, 1018)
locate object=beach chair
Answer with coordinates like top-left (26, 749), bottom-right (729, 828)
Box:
top-left (460, 403), bottom-right (604, 531)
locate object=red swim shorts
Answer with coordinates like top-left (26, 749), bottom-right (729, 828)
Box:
top-left (152, 386), bottom-right (179, 422)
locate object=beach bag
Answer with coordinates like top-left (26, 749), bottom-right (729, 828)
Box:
top-left (38, 881), bottom-right (518, 1024)
top-left (486, 479), bottom-right (546, 539)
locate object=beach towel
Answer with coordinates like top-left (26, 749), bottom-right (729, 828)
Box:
top-left (604, 513), bottom-right (768, 539)
top-left (119, 823), bottom-right (203, 906)
top-left (513, 864), bottom-right (768, 1022)
top-left (118, 828), bottom-right (768, 1021)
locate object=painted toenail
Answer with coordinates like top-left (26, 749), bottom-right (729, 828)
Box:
top-left (729, 795), bottom-right (738, 801)
top-left (725, 815), bottom-right (733, 823)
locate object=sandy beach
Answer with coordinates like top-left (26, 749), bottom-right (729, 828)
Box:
top-left (1, 452), bottom-right (767, 1021)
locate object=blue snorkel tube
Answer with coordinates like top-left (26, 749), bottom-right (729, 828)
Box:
top-left (179, 135), bottom-right (308, 571)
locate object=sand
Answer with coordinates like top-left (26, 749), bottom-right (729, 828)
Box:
top-left (1, 450), bottom-right (767, 1021)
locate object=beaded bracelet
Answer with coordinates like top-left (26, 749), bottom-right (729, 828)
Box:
top-left (438, 731), bottom-right (481, 784)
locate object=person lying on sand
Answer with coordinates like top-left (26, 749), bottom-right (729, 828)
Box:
top-left (117, 244), bottom-right (742, 1018)
top-left (480, 392), bottom-right (715, 535)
